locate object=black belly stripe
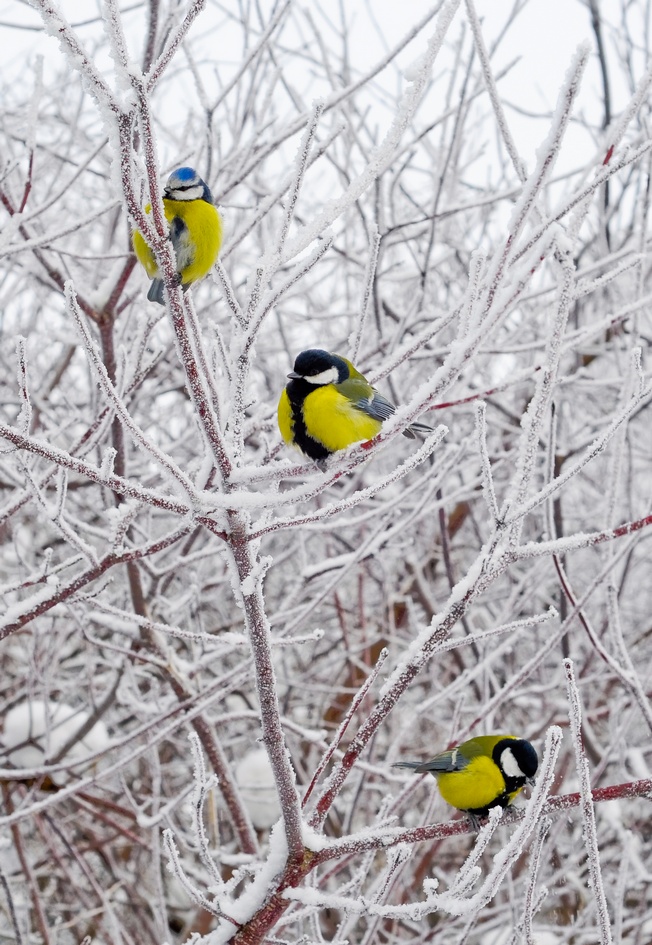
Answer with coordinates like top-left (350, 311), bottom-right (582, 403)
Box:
top-left (467, 790), bottom-right (511, 817)
top-left (286, 380), bottom-right (331, 461)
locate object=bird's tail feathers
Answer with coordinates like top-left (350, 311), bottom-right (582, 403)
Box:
top-left (148, 279), bottom-right (165, 305)
top-left (392, 761), bottom-right (423, 770)
top-left (403, 419), bottom-right (434, 440)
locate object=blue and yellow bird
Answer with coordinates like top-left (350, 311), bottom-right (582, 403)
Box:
top-left (132, 166), bottom-right (223, 304)
top-left (277, 348), bottom-right (431, 463)
top-left (394, 735), bottom-right (538, 820)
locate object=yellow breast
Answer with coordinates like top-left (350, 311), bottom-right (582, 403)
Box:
top-left (301, 385), bottom-right (382, 452)
top-left (277, 389), bottom-right (294, 446)
top-left (163, 198), bottom-right (222, 284)
top-left (436, 756), bottom-right (513, 812)
top-left (132, 199), bottom-right (222, 283)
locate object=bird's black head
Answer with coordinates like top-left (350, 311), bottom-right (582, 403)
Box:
top-left (493, 738), bottom-right (538, 789)
top-left (288, 349), bottom-right (350, 386)
top-left (164, 167), bottom-right (213, 203)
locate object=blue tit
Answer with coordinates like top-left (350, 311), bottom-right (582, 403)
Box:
top-left (394, 735), bottom-right (538, 819)
top-left (132, 166), bottom-right (223, 304)
top-left (277, 348), bottom-right (432, 462)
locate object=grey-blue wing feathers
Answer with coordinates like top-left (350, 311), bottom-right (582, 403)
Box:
top-left (147, 216), bottom-right (193, 305)
top-left (393, 748), bottom-right (469, 773)
top-left (355, 390), bottom-right (396, 423)
top-left (148, 279), bottom-right (165, 304)
top-left (356, 391), bottom-right (433, 440)
top-left (170, 215), bottom-right (195, 272)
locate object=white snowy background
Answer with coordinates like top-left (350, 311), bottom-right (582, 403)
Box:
top-left (1, 1), bottom-right (652, 943)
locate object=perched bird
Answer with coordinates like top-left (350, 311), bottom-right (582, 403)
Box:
top-left (393, 735), bottom-right (538, 821)
top-left (277, 348), bottom-right (432, 463)
top-left (132, 166), bottom-right (223, 304)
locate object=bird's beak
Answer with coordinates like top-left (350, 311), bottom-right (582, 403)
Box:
top-left (287, 371), bottom-right (301, 379)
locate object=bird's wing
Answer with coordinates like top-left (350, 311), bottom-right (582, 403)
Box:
top-left (338, 378), bottom-right (396, 423)
top-left (169, 215), bottom-right (195, 272)
top-left (413, 747), bottom-right (471, 773)
top-left (364, 390), bottom-right (396, 421)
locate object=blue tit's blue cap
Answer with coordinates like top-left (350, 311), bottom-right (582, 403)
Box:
top-left (174, 166), bottom-right (196, 181)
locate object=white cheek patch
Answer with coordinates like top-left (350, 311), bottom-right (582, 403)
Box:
top-left (500, 747), bottom-right (524, 779)
top-left (305, 366), bottom-right (340, 386)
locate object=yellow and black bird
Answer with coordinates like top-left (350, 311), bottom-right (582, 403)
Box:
top-left (394, 735), bottom-right (538, 821)
top-left (132, 166), bottom-right (223, 304)
top-left (277, 348), bottom-right (431, 462)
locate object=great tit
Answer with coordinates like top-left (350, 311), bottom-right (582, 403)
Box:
top-left (393, 735), bottom-right (538, 819)
top-left (132, 166), bottom-right (223, 304)
top-left (277, 348), bottom-right (432, 462)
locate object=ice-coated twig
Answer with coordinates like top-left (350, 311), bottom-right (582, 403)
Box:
top-left (277, 0), bottom-right (463, 268)
top-left (358, 234), bottom-right (557, 451)
top-left (564, 659), bottom-right (613, 945)
top-left (242, 234), bottom-right (334, 351)
top-left (307, 544), bottom-right (498, 829)
top-left (521, 816), bottom-right (550, 945)
top-left (18, 461), bottom-right (99, 567)
top-left (514, 510), bottom-right (652, 560)
top-left (304, 771), bottom-right (652, 868)
top-left (215, 260), bottom-right (247, 330)
top-left (302, 648), bottom-right (388, 807)
top-left (350, 223), bottom-right (381, 362)
top-left (478, 44), bottom-right (588, 322)
top-left (608, 584), bottom-right (652, 730)
top-left (249, 429), bottom-right (450, 540)
top-left (357, 845), bottom-right (413, 945)
top-left (145, 0), bottom-right (207, 91)
top-left (458, 250), bottom-right (485, 337)
top-left (573, 254), bottom-right (647, 300)
top-left (30, 0), bottom-right (114, 109)
top-left (14, 336), bottom-right (31, 435)
top-left (475, 401), bottom-right (499, 523)
top-left (464, 0), bottom-right (528, 184)
top-left (180, 290), bottom-right (227, 429)
top-left (273, 99), bottom-right (325, 264)
top-left (0, 523), bottom-right (196, 639)
top-left (499, 244), bottom-right (575, 538)
top-left (0, 657), bottom-right (253, 824)
top-left (279, 471), bottom-right (446, 635)
top-left (227, 513), bottom-right (305, 864)
top-left (163, 828), bottom-right (238, 924)
top-left (188, 732), bottom-right (225, 888)
top-left (388, 609), bottom-right (557, 720)
top-left (604, 350), bottom-right (638, 529)
top-left (262, 424), bottom-right (447, 513)
top-left (206, 0), bottom-right (291, 115)
top-left (448, 807), bottom-right (504, 898)
top-left (0, 861), bottom-right (23, 945)
top-left (470, 528), bottom-right (640, 728)
top-left (554, 561), bottom-right (652, 734)
top-left (217, 3), bottom-right (443, 197)
top-left (512, 139), bottom-right (652, 267)
top-left (65, 282), bottom-right (203, 508)
top-left (613, 843), bottom-right (629, 945)
top-left (599, 53), bottom-right (652, 163)
top-left (0, 420), bottom-right (194, 516)
top-left (220, 120), bottom-right (345, 257)
top-left (505, 375), bottom-right (652, 529)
